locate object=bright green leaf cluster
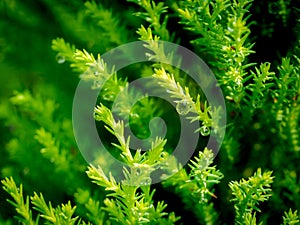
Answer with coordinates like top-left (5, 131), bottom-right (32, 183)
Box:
top-left (229, 168), bottom-right (274, 224)
top-left (1, 0), bottom-right (299, 224)
top-left (2, 177), bottom-right (93, 225)
top-left (1, 177), bottom-right (36, 225)
top-left (163, 148), bottom-right (223, 224)
top-left (129, 0), bottom-right (171, 41)
top-left (87, 166), bottom-right (179, 225)
top-left (282, 209), bottom-right (300, 225)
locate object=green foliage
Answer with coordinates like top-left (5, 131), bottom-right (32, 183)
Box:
top-left (2, 177), bottom-right (36, 225)
top-left (87, 166), bottom-right (179, 224)
top-left (152, 68), bottom-right (212, 134)
top-left (0, 88), bottom-right (89, 198)
top-left (129, 0), bottom-right (171, 40)
top-left (31, 193), bottom-right (78, 225)
top-left (282, 209), bottom-right (300, 225)
top-left (229, 169), bottom-right (274, 224)
top-left (2, 177), bottom-right (87, 225)
top-left (177, 0), bottom-right (255, 105)
top-left (163, 148), bottom-right (223, 224)
top-left (0, 0), bottom-right (299, 224)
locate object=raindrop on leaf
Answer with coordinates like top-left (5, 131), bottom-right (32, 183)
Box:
top-left (93, 80), bottom-right (103, 89)
top-left (102, 94), bottom-right (114, 101)
top-left (199, 126), bottom-right (210, 136)
top-left (160, 152), bottom-right (168, 159)
top-left (56, 53), bottom-right (65, 64)
top-left (135, 168), bottom-right (141, 176)
top-left (89, 65), bottom-right (100, 76)
top-left (176, 100), bottom-right (193, 115)
top-left (154, 163), bottom-right (160, 169)
top-left (141, 177), bottom-right (152, 186)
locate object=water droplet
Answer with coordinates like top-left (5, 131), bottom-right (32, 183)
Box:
top-left (141, 177), bottom-right (152, 186)
top-left (160, 152), bottom-right (168, 159)
top-left (130, 113), bottom-right (139, 119)
top-left (135, 168), bottom-right (141, 176)
top-left (56, 53), bottom-right (65, 64)
top-left (102, 94), bottom-right (114, 101)
top-left (176, 100), bottom-right (193, 115)
top-left (23, 167), bottom-right (30, 175)
top-left (233, 79), bottom-right (243, 92)
top-left (154, 163), bottom-right (160, 169)
top-left (92, 80), bottom-right (103, 89)
top-left (199, 126), bottom-right (210, 136)
top-left (89, 65), bottom-right (100, 76)
top-left (227, 27), bottom-right (234, 33)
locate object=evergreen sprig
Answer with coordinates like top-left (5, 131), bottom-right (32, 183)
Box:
top-left (163, 148), bottom-right (223, 224)
top-left (137, 26), bottom-right (213, 136)
top-left (128, 0), bottom-right (171, 41)
top-left (94, 104), bottom-right (134, 164)
top-left (245, 62), bottom-right (275, 109)
top-left (136, 25), bottom-right (174, 69)
top-left (87, 166), bottom-right (179, 225)
top-left (282, 209), bottom-right (300, 225)
top-left (31, 193), bottom-right (79, 225)
top-left (52, 37), bottom-right (161, 139)
top-left (229, 168), bottom-right (274, 224)
top-left (272, 57), bottom-right (299, 108)
top-left (1, 177), bottom-right (36, 225)
top-left (152, 67), bottom-right (212, 135)
top-left (91, 101), bottom-right (181, 224)
top-left (2, 177), bottom-right (91, 225)
top-left (94, 103), bottom-right (174, 176)
top-left (177, 0), bottom-right (255, 106)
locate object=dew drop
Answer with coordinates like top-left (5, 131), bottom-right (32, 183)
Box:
top-left (130, 113), bottom-right (139, 119)
top-left (141, 177), bottom-right (152, 186)
top-left (176, 100), bottom-right (193, 115)
top-left (102, 94), bottom-right (114, 101)
top-left (160, 152), bottom-right (168, 159)
top-left (154, 163), bottom-right (160, 169)
top-left (89, 65), bottom-right (100, 76)
top-left (227, 27), bottom-right (234, 33)
top-left (135, 168), bottom-right (141, 176)
top-left (56, 53), bottom-right (65, 64)
top-left (93, 80), bottom-right (103, 89)
top-left (233, 79), bottom-right (243, 92)
top-left (23, 167), bottom-right (30, 175)
top-left (199, 126), bottom-right (210, 136)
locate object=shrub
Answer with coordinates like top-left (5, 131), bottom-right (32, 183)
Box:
top-left (0, 0), bottom-right (299, 224)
